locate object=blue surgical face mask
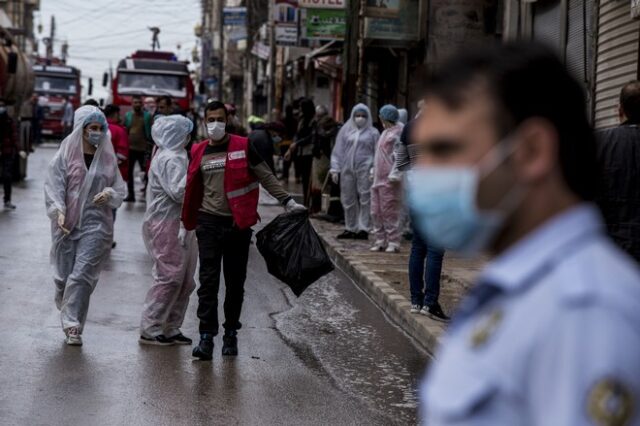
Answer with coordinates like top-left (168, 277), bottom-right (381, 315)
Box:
top-left (87, 130), bottom-right (102, 147)
top-left (405, 141), bottom-right (520, 255)
top-left (272, 135), bottom-right (282, 144)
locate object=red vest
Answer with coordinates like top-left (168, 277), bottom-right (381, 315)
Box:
top-left (182, 135), bottom-right (259, 231)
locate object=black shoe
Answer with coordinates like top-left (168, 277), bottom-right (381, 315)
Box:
top-left (169, 333), bottom-right (192, 345)
top-left (192, 334), bottom-right (214, 360)
top-left (424, 303), bottom-right (450, 322)
top-left (354, 231), bottom-right (369, 240)
top-left (222, 331), bottom-right (238, 356)
top-left (139, 335), bottom-right (175, 346)
top-left (124, 196), bottom-right (135, 202)
top-left (337, 230), bottom-right (357, 239)
top-left (112, 241), bottom-right (117, 249)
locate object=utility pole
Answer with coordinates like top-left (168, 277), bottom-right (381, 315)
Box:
top-left (342, 0), bottom-right (361, 120)
top-left (45, 15), bottom-right (55, 60)
top-left (267, 0), bottom-right (276, 115)
top-left (218, 0), bottom-right (224, 100)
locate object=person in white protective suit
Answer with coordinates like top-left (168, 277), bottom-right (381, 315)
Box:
top-left (139, 115), bottom-right (197, 346)
top-left (330, 104), bottom-right (380, 240)
top-left (44, 106), bottom-right (126, 346)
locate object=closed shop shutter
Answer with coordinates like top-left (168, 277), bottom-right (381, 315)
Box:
top-left (594, 0), bottom-right (640, 129)
top-left (533, 0), bottom-right (562, 51)
top-left (566, 0), bottom-right (588, 84)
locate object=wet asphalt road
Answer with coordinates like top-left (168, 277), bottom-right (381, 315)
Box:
top-left (0, 146), bottom-right (428, 426)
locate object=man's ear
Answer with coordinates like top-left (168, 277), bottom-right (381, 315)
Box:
top-left (511, 118), bottom-right (559, 185)
top-left (618, 105), bottom-right (627, 124)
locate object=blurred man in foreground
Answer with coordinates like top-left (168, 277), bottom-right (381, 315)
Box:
top-left (408, 42), bottom-right (640, 425)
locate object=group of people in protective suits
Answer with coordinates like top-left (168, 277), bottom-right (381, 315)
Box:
top-left (330, 103), bottom-right (408, 253)
top-left (44, 104), bottom-right (303, 350)
top-left (44, 105), bottom-right (195, 346)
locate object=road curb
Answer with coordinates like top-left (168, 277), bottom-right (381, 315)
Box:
top-left (313, 222), bottom-right (447, 356)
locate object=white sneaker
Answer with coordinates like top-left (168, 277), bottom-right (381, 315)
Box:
top-left (385, 243), bottom-right (400, 253)
top-left (65, 327), bottom-right (83, 346)
top-left (410, 304), bottom-right (421, 314)
top-left (4, 201), bottom-right (16, 210)
top-left (370, 241), bottom-right (386, 252)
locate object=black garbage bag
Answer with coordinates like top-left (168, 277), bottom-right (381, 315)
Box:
top-left (256, 210), bottom-right (334, 296)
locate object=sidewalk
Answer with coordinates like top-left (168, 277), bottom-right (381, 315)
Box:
top-left (310, 218), bottom-right (486, 355)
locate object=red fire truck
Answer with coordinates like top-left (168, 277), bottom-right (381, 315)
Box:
top-left (33, 59), bottom-right (82, 139)
top-left (108, 50), bottom-right (194, 113)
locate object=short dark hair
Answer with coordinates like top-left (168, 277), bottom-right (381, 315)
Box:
top-left (425, 41), bottom-right (597, 201)
top-left (103, 104), bottom-right (120, 118)
top-left (620, 81), bottom-right (640, 123)
top-left (83, 98), bottom-right (99, 107)
top-left (205, 101), bottom-right (228, 116)
top-left (156, 95), bottom-right (172, 106)
top-left (132, 95), bottom-right (143, 101)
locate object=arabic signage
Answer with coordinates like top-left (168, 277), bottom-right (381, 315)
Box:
top-left (305, 8), bottom-right (346, 40)
top-left (299, 0), bottom-right (345, 9)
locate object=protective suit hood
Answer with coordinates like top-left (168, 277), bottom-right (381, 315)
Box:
top-left (152, 114), bottom-right (194, 151)
top-left (347, 103), bottom-right (374, 132)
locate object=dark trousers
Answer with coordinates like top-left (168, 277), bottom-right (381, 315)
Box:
top-left (298, 155), bottom-right (313, 206)
top-left (127, 149), bottom-right (146, 198)
top-left (195, 213), bottom-right (253, 335)
top-left (409, 222), bottom-right (445, 307)
top-left (2, 154), bottom-right (14, 202)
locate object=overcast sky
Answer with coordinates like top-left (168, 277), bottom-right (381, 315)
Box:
top-left (36, 0), bottom-right (201, 101)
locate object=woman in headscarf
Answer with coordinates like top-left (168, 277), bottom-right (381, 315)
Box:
top-left (370, 105), bottom-right (404, 253)
top-left (329, 103), bottom-right (380, 239)
top-left (139, 115), bottom-right (197, 346)
top-left (44, 105), bottom-right (126, 346)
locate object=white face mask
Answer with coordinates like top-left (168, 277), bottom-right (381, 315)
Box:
top-left (354, 117), bottom-right (367, 128)
top-left (207, 121), bottom-right (226, 141)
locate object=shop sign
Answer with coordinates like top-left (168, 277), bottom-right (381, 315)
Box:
top-left (305, 8), bottom-right (346, 39)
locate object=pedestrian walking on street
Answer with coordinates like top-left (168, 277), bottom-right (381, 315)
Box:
top-left (182, 101), bottom-right (305, 361)
top-left (330, 103), bottom-right (380, 240)
top-left (0, 99), bottom-right (21, 210)
top-left (595, 80), bottom-right (640, 262)
top-left (286, 98), bottom-right (317, 206)
top-left (370, 104), bottom-right (404, 253)
top-left (61, 96), bottom-right (74, 137)
top-left (105, 104), bottom-right (129, 249)
top-left (123, 95), bottom-right (152, 202)
top-left (310, 105), bottom-right (339, 213)
top-left (44, 106), bottom-right (126, 346)
top-left (140, 115), bottom-right (197, 346)
top-left (410, 42), bottom-right (640, 425)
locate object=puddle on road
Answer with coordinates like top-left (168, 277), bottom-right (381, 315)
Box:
top-left (273, 271), bottom-right (429, 425)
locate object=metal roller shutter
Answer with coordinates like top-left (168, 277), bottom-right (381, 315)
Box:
top-left (533, 0), bottom-right (562, 51)
top-left (566, 0), bottom-right (588, 84)
top-left (594, 0), bottom-right (640, 129)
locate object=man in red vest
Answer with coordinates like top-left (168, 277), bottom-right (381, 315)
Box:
top-left (183, 101), bottom-right (304, 360)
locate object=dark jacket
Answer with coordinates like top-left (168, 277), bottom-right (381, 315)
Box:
top-left (595, 123), bottom-right (640, 261)
top-left (0, 115), bottom-right (19, 156)
top-left (248, 129), bottom-right (275, 173)
top-left (313, 115), bottom-right (339, 159)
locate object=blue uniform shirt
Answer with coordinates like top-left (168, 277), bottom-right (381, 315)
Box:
top-left (422, 205), bottom-right (640, 425)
